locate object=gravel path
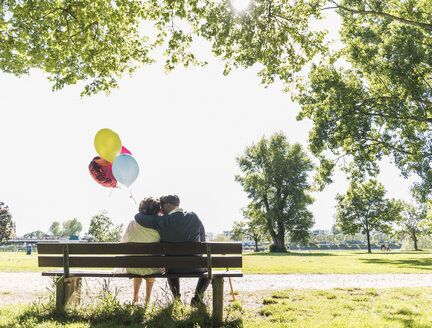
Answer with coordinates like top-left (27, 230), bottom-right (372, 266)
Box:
top-left (2, 272), bottom-right (432, 307)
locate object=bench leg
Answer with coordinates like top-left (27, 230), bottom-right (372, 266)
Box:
top-left (56, 277), bottom-right (82, 311)
top-left (212, 277), bottom-right (224, 325)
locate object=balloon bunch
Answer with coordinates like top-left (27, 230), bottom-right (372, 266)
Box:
top-left (89, 129), bottom-right (139, 188)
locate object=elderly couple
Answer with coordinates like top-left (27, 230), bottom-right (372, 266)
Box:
top-left (122, 194), bottom-right (210, 306)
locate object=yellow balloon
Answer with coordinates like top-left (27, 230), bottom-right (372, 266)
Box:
top-left (94, 129), bottom-right (122, 163)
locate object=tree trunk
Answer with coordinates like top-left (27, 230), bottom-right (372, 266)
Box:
top-left (366, 230), bottom-right (371, 253)
top-left (272, 236), bottom-right (286, 252)
top-left (266, 216), bottom-right (287, 252)
top-left (270, 226), bottom-right (286, 252)
top-left (254, 237), bottom-right (259, 252)
top-left (412, 232), bottom-right (418, 251)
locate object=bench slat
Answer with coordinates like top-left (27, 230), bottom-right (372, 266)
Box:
top-left (38, 255), bottom-right (242, 268)
top-left (37, 242), bottom-right (242, 255)
top-left (41, 269), bottom-right (243, 278)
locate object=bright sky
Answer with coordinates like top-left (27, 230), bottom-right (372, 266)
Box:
top-left (0, 10), bottom-right (418, 237)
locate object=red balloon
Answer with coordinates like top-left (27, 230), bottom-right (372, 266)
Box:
top-left (121, 146), bottom-right (132, 155)
top-left (89, 156), bottom-right (117, 188)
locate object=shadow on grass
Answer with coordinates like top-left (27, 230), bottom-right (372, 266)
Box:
top-left (359, 258), bottom-right (432, 271)
top-left (245, 252), bottom-right (336, 257)
top-left (4, 298), bottom-right (243, 328)
top-left (382, 308), bottom-right (432, 328)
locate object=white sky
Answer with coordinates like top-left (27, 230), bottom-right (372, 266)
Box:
top-left (0, 10), bottom-right (418, 236)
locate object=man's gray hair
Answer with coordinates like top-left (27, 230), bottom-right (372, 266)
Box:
top-left (159, 194), bottom-right (180, 207)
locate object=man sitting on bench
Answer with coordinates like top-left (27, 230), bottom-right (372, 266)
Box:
top-left (135, 194), bottom-right (210, 307)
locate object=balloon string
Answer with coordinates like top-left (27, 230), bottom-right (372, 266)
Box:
top-left (109, 188), bottom-right (114, 198)
top-left (129, 190), bottom-right (137, 205)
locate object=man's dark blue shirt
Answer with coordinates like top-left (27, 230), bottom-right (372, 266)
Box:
top-left (134, 210), bottom-right (206, 243)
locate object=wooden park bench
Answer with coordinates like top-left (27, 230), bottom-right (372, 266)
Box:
top-left (37, 242), bottom-right (243, 323)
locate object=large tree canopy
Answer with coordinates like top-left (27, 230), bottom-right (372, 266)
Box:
top-left (236, 132), bottom-right (315, 252)
top-left (0, 0), bottom-right (325, 95)
top-left (2, 0), bottom-right (432, 196)
top-left (296, 1), bottom-right (432, 197)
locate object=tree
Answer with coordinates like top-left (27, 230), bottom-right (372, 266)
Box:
top-left (23, 230), bottom-right (47, 239)
top-left (331, 224), bottom-right (341, 235)
top-left (314, 234), bottom-right (325, 243)
top-left (0, 202), bottom-right (15, 243)
top-left (231, 220), bottom-right (246, 241)
top-left (231, 220), bottom-right (265, 252)
top-left (236, 132), bottom-right (315, 252)
top-left (354, 233), bottom-right (364, 243)
top-left (3, 0), bottom-right (431, 200)
top-left (336, 180), bottom-right (401, 253)
top-left (295, 1), bottom-right (432, 198)
top-left (326, 234), bottom-right (335, 245)
top-left (396, 203), bottom-right (430, 251)
top-left (231, 206), bottom-right (269, 252)
top-left (372, 233), bottom-right (382, 244)
top-left (87, 211), bottom-right (123, 242)
top-left (344, 234), bottom-right (353, 243)
top-left (334, 233), bottom-right (345, 244)
top-left (48, 221), bottom-right (61, 237)
top-left (62, 218), bottom-right (83, 237)
top-left (0, 0), bottom-right (326, 96)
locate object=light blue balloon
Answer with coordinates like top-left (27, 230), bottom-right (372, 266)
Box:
top-left (112, 154), bottom-right (139, 187)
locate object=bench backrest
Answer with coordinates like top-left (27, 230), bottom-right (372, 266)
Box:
top-left (37, 242), bottom-right (242, 277)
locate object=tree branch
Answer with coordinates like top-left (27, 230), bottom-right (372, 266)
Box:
top-left (363, 137), bottom-right (415, 155)
top-left (356, 97), bottom-right (432, 123)
top-left (331, 1), bottom-right (432, 31)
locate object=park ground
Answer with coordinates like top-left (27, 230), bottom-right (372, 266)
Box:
top-left (1, 250), bottom-right (432, 274)
top-left (1, 250), bottom-right (432, 327)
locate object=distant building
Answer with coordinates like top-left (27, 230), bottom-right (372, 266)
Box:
top-left (206, 232), bottom-right (216, 241)
top-left (223, 230), bottom-right (234, 239)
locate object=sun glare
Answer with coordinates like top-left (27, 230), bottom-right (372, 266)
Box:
top-left (231, 0), bottom-right (251, 11)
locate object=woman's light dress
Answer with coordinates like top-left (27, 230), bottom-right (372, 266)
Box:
top-left (120, 220), bottom-right (163, 276)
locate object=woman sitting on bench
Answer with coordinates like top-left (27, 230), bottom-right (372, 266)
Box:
top-left (121, 197), bottom-right (163, 304)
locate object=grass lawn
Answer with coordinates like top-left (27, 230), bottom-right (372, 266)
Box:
top-left (243, 250), bottom-right (432, 274)
top-left (244, 287), bottom-right (432, 327)
top-left (0, 252), bottom-right (40, 271)
top-left (0, 250), bottom-right (431, 274)
top-left (1, 287), bottom-right (432, 327)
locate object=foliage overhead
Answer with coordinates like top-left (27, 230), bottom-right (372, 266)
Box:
top-left (335, 179), bottom-right (401, 253)
top-left (236, 132), bottom-right (315, 252)
top-left (296, 0), bottom-right (432, 197)
top-left (2, 0), bottom-right (432, 199)
top-left (0, 202), bottom-right (15, 243)
top-left (0, 0), bottom-right (327, 95)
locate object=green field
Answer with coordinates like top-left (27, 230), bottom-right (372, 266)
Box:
top-left (0, 252), bottom-right (40, 271)
top-left (243, 287), bottom-right (432, 327)
top-left (2, 287), bottom-right (432, 327)
top-left (1, 250), bottom-right (431, 274)
top-left (243, 250), bottom-right (432, 274)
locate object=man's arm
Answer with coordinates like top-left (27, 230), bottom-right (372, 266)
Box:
top-left (134, 213), bottom-right (159, 230)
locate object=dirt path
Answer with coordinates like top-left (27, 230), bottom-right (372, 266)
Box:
top-left (2, 272), bottom-right (432, 308)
